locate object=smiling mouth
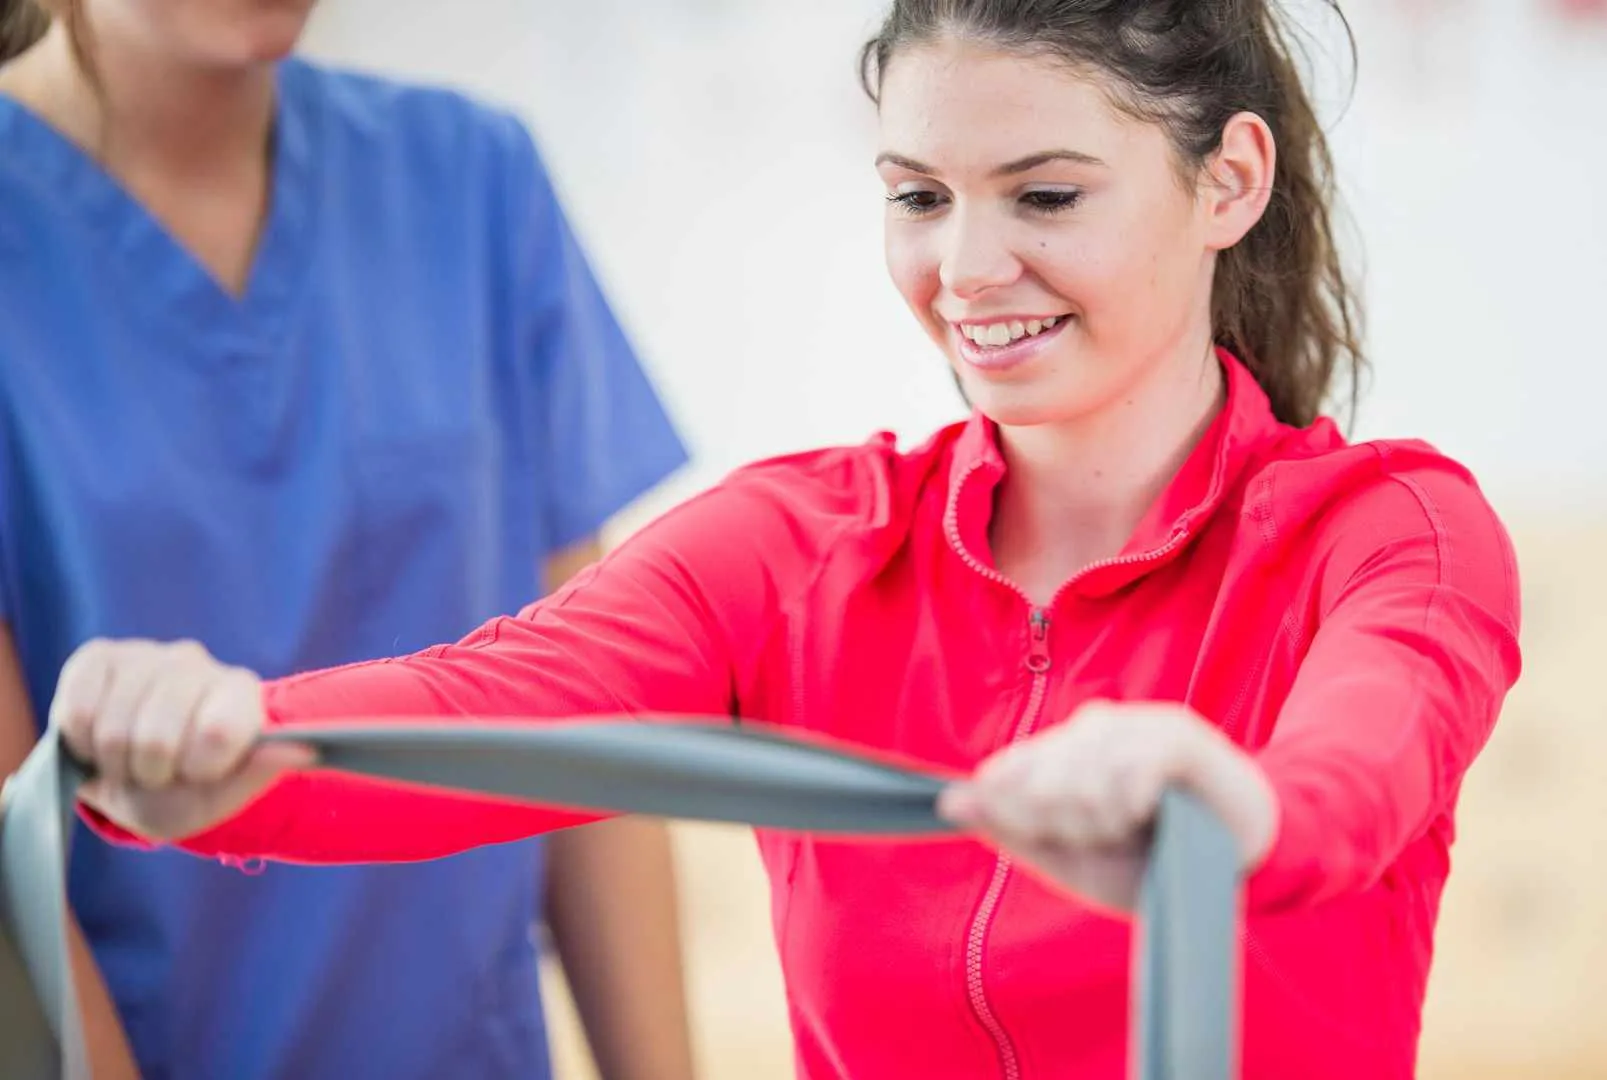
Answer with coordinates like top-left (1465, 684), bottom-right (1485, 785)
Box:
top-left (956, 316), bottom-right (1067, 349)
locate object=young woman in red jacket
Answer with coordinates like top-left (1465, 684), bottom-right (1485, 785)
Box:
top-left (47, 1), bottom-right (1521, 1077)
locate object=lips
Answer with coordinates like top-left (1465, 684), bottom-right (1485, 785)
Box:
top-left (949, 314), bottom-right (1073, 374)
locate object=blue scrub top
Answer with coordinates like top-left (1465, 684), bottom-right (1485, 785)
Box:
top-left (0, 58), bottom-right (688, 1080)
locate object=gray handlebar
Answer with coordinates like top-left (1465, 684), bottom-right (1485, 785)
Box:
top-left (1, 719), bottom-right (1240, 1080)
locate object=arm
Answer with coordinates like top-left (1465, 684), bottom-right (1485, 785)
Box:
top-left (545, 816), bottom-right (695, 1080)
top-left (0, 626), bottom-right (140, 1080)
top-left (540, 539), bottom-right (696, 1080)
top-left (1244, 468), bottom-right (1522, 912)
top-left (79, 461), bottom-right (850, 866)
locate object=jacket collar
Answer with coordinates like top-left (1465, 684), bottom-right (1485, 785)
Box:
top-left (943, 347), bottom-right (1287, 599)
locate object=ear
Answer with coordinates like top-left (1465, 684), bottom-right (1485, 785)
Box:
top-left (1200, 111), bottom-right (1276, 252)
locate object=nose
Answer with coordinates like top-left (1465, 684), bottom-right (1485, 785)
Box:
top-left (938, 207), bottom-right (1022, 300)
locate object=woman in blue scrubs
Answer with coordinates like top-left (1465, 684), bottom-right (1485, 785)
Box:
top-left (0, 3), bottom-right (696, 1079)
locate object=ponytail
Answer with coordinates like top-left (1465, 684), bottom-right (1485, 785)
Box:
top-left (1208, 2), bottom-right (1365, 428)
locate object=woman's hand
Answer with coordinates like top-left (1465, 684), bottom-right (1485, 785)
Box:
top-left (938, 701), bottom-right (1278, 912)
top-left (48, 638), bottom-right (312, 841)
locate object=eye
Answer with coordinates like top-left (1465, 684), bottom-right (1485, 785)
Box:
top-left (886, 189), bottom-right (948, 217)
top-left (1020, 189), bottom-right (1084, 215)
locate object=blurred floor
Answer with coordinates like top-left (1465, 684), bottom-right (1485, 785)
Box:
top-left (541, 522), bottom-right (1607, 1080)
top-left (1415, 522), bottom-right (1607, 1080)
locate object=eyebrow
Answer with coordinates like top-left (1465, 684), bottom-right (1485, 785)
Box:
top-left (874, 149), bottom-right (1107, 176)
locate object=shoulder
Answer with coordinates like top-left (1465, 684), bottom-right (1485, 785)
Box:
top-left (1252, 424), bottom-right (1509, 550)
top-left (280, 56), bottom-right (549, 200)
top-left (0, 101), bottom-right (91, 253)
top-left (1246, 424), bottom-right (1520, 625)
top-left (0, 161), bottom-right (49, 256)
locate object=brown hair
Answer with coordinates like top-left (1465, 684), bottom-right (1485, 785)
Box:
top-left (859, 0), bottom-right (1366, 429)
top-left (1, 0), bottom-right (99, 105)
top-left (0, 0), bottom-right (50, 64)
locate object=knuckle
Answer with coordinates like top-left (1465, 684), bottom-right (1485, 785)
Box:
top-left (114, 639), bottom-right (155, 663)
top-left (130, 728), bottom-right (180, 762)
top-left (169, 638), bottom-right (209, 662)
top-left (220, 665), bottom-right (259, 699)
top-left (93, 723), bottom-right (131, 755)
top-left (57, 642), bottom-right (102, 689)
top-left (191, 715), bottom-right (242, 752)
top-left (200, 673), bottom-right (250, 715)
top-left (77, 636), bottom-right (116, 660)
top-left (190, 703), bottom-right (253, 759)
top-left (1022, 783), bottom-right (1068, 820)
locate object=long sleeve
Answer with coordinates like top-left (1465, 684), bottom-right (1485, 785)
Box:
top-left (146, 453), bottom-right (882, 866)
top-left (1245, 465), bottom-right (1523, 912)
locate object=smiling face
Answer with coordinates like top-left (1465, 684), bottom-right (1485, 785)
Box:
top-left (875, 38), bottom-right (1228, 428)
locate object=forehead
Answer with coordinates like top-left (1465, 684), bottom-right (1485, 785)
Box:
top-left (875, 39), bottom-right (1144, 165)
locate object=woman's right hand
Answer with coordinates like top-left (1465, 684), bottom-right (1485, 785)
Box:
top-left (49, 638), bottom-right (314, 842)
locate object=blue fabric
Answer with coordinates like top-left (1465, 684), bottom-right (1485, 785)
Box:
top-left (0, 57), bottom-right (688, 1080)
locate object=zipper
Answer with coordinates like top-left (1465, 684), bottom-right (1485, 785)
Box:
top-left (944, 470), bottom-right (1050, 1080)
top-left (961, 617), bottom-right (1049, 1080)
top-left (941, 458), bottom-right (1198, 1080)
top-left (1026, 608), bottom-right (1051, 672)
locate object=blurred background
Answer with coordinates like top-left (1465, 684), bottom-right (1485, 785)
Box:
top-left (299, 2), bottom-right (1607, 1077)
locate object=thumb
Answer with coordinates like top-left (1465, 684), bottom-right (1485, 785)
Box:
top-left (936, 781), bottom-right (983, 827)
top-left (244, 740), bottom-right (319, 777)
top-left (171, 741), bottom-right (318, 841)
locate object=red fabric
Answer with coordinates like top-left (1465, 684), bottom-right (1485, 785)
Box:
top-left (108, 351), bottom-right (1522, 1079)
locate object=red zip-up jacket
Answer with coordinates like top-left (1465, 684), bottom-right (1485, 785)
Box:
top-left (138, 352), bottom-right (1522, 1079)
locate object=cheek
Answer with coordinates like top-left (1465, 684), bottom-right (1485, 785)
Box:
top-left (1030, 237), bottom-right (1100, 303)
top-left (1031, 217), bottom-right (1195, 335)
top-left (1129, 198), bottom-right (1209, 304)
top-left (884, 228), bottom-right (940, 323)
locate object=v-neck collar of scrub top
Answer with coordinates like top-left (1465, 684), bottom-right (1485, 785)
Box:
top-left (0, 58), bottom-right (320, 356)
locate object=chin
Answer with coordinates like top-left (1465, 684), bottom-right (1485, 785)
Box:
top-left (214, 11), bottom-right (312, 64)
top-left (243, 26), bottom-right (307, 62)
top-left (959, 382), bottom-right (1094, 429)
top-left (952, 355), bottom-right (1111, 428)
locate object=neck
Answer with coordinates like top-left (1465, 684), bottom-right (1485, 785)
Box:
top-left (6, 22), bottom-right (275, 177)
top-left (990, 339), bottom-right (1226, 595)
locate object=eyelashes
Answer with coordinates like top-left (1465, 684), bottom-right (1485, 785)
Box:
top-left (886, 190), bottom-right (946, 216)
top-left (885, 188), bottom-right (1085, 218)
top-left (1019, 189), bottom-right (1082, 213)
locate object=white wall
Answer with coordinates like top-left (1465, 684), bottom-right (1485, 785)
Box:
top-left (301, 0), bottom-right (1607, 523)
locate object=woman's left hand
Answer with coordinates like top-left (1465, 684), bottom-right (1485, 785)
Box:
top-left (937, 701), bottom-right (1279, 912)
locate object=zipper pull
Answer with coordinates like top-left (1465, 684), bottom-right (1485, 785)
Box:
top-left (1026, 608), bottom-right (1051, 673)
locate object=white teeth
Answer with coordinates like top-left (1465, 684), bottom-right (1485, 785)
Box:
top-left (960, 315), bottom-right (1068, 348)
